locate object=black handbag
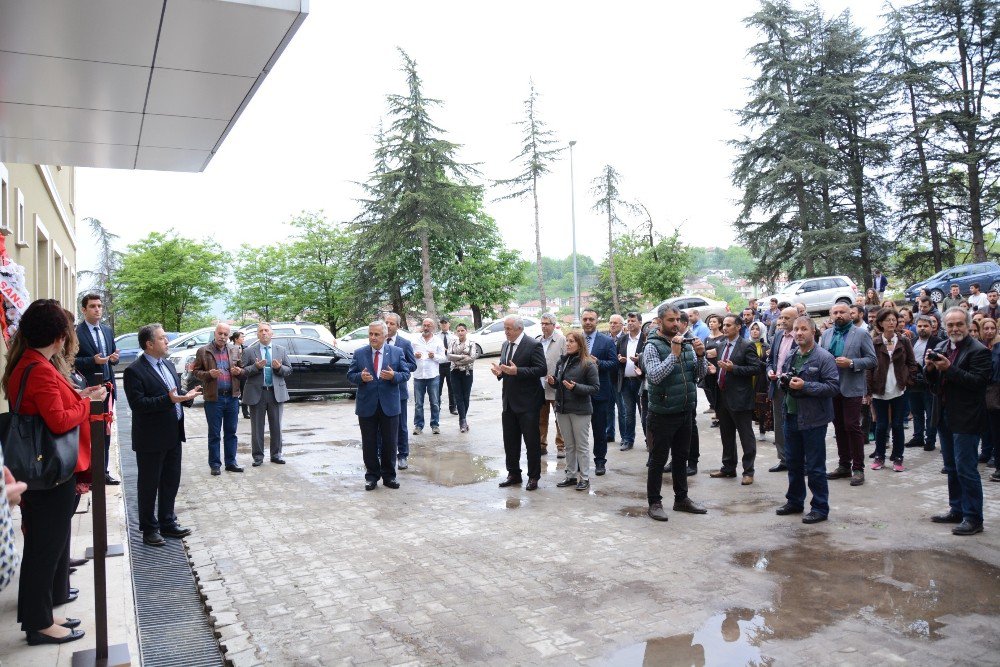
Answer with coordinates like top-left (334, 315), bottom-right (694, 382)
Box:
top-left (0, 363), bottom-right (80, 490)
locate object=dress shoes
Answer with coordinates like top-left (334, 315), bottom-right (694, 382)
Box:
top-left (161, 525), bottom-right (192, 538)
top-left (69, 557), bottom-right (87, 568)
top-left (710, 470), bottom-right (736, 479)
top-left (991, 471), bottom-right (1000, 482)
top-left (826, 466), bottom-right (851, 479)
top-left (647, 503), bottom-right (669, 522)
top-left (775, 503), bottom-right (804, 516)
top-left (104, 473), bottom-right (120, 486)
top-left (673, 498), bottom-right (707, 514)
top-left (686, 466), bottom-right (697, 477)
top-left (450, 408), bottom-right (459, 415)
top-left (850, 470), bottom-right (865, 486)
top-left (498, 477), bottom-right (523, 488)
top-left (620, 442), bottom-right (633, 451)
top-left (270, 457), bottom-right (285, 464)
top-left (142, 531), bottom-right (166, 547)
top-left (397, 457), bottom-right (408, 470)
top-left (432, 426), bottom-right (440, 434)
top-left (904, 436), bottom-right (925, 448)
top-left (365, 480), bottom-right (377, 491)
top-left (924, 442), bottom-right (936, 451)
top-left (61, 618), bottom-right (82, 629)
top-left (225, 464), bottom-right (244, 473)
top-left (802, 511), bottom-right (828, 524)
top-left (525, 478), bottom-right (539, 491)
top-left (952, 520), bottom-right (984, 536)
top-left (606, 435), bottom-right (615, 443)
top-left (768, 464), bottom-right (788, 473)
top-left (383, 479), bottom-right (400, 489)
top-left (931, 511), bottom-right (963, 524)
top-left (575, 479), bottom-right (590, 491)
top-left (26, 628), bottom-right (85, 645)
top-left (210, 467), bottom-right (221, 476)
top-left (251, 460), bottom-right (263, 467)
top-left (57, 591), bottom-right (79, 604)
top-left (741, 475), bottom-right (754, 485)
top-left (556, 478), bottom-right (577, 488)
top-left (69, 567), bottom-right (77, 575)
top-left (595, 465), bottom-right (606, 476)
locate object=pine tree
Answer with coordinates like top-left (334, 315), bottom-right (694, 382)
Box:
top-left (495, 80), bottom-right (562, 312)
top-left (590, 165), bottom-right (637, 314)
top-left (77, 217), bottom-right (122, 328)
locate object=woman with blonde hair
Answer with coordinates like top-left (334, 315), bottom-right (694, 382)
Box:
top-left (547, 331), bottom-right (600, 490)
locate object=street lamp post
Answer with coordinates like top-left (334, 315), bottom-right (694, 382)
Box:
top-left (569, 140), bottom-right (580, 328)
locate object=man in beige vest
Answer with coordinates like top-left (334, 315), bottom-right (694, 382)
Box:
top-left (536, 313), bottom-right (566, 457)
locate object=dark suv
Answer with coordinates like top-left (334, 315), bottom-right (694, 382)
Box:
top-left (904, 262), bottom-right (1000, 303)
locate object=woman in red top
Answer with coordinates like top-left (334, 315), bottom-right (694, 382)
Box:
top-left (2, 300), bottom-right (106, 646)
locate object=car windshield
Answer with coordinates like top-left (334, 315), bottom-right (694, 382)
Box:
top-left (779, 281), bottom-right (802, 293)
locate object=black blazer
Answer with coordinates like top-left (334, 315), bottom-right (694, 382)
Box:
top-left (615, 330), bottom-right (646, 391)
top-left (714, 336), bottom-right (762, 412)
top-left (75, 321), bottom-right (117, 384)
top-left (926, 337), bottom-right (992, 433)
top-left (496, 336), bottom-right (547, 413)
top-left (123, 355), bottom-right (187, 453)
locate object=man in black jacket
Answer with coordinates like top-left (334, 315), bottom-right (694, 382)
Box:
top-left (925, 308), bottom-right (991, 536)
top-left (492, 316), bottom-right (548, 490)
top-left (710, 315), bottom-right (763, 485)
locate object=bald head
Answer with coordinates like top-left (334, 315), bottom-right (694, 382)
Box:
top-left (777, 307), bottom-right (798, 332)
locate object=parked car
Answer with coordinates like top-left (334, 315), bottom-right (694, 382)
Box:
top-left (114, 330), bottom-right (179, 374)
top-left (181, 335), bottom-right (356, 398)
top-left (470, 317), bottom-right (543, 357)
top-left (904, 262), bottom-right (1000, 303)
top-left (164, 327), bottom-right (218, 374)
top-left (641, 295), bottom-right (731, 324)
top-left (240, 321), bottom-right (336, 346)
top-left (336, 326), bottom-right (413, 354)
top-left (759, 276), bottom-right (858, 315)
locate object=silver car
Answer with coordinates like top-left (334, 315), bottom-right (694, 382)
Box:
top-left (642, 295), bottom-right (730, 324)
top-left (761, 276), bottom-right (859, 314)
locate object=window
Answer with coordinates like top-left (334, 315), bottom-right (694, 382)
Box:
top-left (15, 188), bottom-right (26, 246)
top-left (117, 334), bottom-right (140, 350)
top-left (671, 299), bottom-right (690, 310)
top-left (272, 327), bottom-right (294, 337)
top-left (487, 321), bottom-right (505, 333)
top-left (0, 163), bottom-right (9, 234)
top-left (292, 338), bottom-right (336, 357)
top-left (688, 298), bottom-right (708, 307)
top-left (832, 278), bottom-right (848, 287)
top-left (800, 280), bottom-right (821, 293)
top-left (300, 327), bottom-right (320, 339)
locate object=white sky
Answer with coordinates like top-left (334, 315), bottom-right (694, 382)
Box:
top-left (75, 0), bottom-right (890, 274)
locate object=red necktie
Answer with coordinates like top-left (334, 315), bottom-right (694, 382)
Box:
top-left (719, 343), bottom-right (732, 389)
top-left (373, 349), bottom-right (380, 377)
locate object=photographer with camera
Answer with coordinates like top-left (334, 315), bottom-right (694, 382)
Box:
top-left (774, 316), bottom-right (841, 524)
top-left (924, 308), bottom-right (992, 536)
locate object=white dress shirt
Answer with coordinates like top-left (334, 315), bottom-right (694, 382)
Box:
top-left (412, 334), bottom-right (446, 379)
top-left (624, 333), bottom-right (640, 377)
top-left (503, 332), bottom-right (525, 365)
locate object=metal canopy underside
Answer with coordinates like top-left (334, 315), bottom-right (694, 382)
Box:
top-left (0, 0), bottom-right (308, 172)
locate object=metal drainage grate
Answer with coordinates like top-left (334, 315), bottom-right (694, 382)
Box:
top-left (119, 403), bottom-right (225, 667)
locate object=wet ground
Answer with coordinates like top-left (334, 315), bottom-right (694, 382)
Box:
top-left (171, 358), bottom-right (1000, 665)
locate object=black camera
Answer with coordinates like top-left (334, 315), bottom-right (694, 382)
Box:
top-left (926, 350), bottom-right (943, 362)
top-left (778, 369), bottom-right (800, 390)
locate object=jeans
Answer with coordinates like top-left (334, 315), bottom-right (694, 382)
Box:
top-left (204, 394), bottom-right (240, 469)
top-left (938, 413), bottom-right (984, 524)
top-left (907, 389), bottom-right (936, 446)
top-left (412, 378), bottom-right (440, 429)
top-left (783, 414), bottom-right (829, 516)
top-left (607, 383), bottom-right (625, 440)
top-left (619, 377), bottom-right (642, 446)
top-left (873, 395), bottom-right (906, 462)
top-left (450, 369), bottom-right (473, 423)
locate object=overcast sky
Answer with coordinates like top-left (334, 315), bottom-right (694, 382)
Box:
top-left (75, 0), bottom-right (891, 275)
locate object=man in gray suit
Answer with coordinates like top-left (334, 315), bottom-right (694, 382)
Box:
top-left (820, 302), bottom-right (877, 486)
top-left (536, 313), bottom-right (566, 457)
top-left (241, 322), bottom-right (293, 466)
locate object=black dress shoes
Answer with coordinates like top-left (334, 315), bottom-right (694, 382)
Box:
top-left (952, 520), bottom-right (984, 536)
top-left (143, 531), bottom-right (166, 547)
top-left (673, 498), bottom-right (708, 514)
top-left (225, 464), bottom-right (244, 473)
top-left (556, 478), bottom-right (577, 488)
top-left (161, 525), bottom-right (192, 538)
top-left (383, 480), bottom-right (400, 489)
top-left (595, 465), bottom-right (606, 476)
top-left (450, 408), bottom-right (459, 415)
top-left (270, 457), bottom-right (285, 464)
top-left (931, 511), bottom-right (963, 524)
top-left (69, 557), bottom-right (87, 568)
top-left (525, 478), bottom-right (539, 491)
top-left (775, 503), bottom-right (804, 516)
top-left (365, 480), bottom-right (377, 491)
top-left (210, 468), bottom-right (221, 476)
top-left (104, 473), bottom-right (120, 486)
top-left (57, 591), bottom-right (79, 604)
top-left (769, 464), bottom-right (788, 473)
top-left (498, 477), bottom-right (523, 488)
top-left (26, 629), bottom-right (85, 645)
top-left (686, 466), bottom-right (697, 477)
top-left (802, 511), bottom-right (828, 524)
top-left (252, 460), bottom-right (263, 467)
top-left (61, 618), bottom-right (82, 629)
top-left (620, 442), bottom-right (633, 451)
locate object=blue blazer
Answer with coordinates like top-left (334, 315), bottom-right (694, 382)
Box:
top-left (388, 335), bottom-right (417, 399)
top-left (348, 344), bottom-right (411, 417)
top-left (588, 332), bottom-right (618, 402)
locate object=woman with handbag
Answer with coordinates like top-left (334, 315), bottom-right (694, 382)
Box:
top-left (548, 331), bottom-right (600, 491)
top-left (2, 299), bottom-right (106, 646)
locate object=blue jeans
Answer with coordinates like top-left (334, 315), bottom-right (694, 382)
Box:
top-left (938, 413), bottom-right (984, 524)
top-left (783, 414), bottom-right (829, 516)
top-left (607, 383), bottom-right (625, 440)
top-left (907, 389), bottom-right (936, 446)
top-left (873, 395), bottom-right (906, 461)
top-left (412, 378), bottom-right (440, 429)
top-left (204, 394), bottom-right (239, 469)
top-left (450, 369), bottom-right (474, 422)
top-left (619, 377), bottom-right (642, 446)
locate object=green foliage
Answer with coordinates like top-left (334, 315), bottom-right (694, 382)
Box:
top-left (287, 213), bottom-right (359, 337)
top-left (591, 165), bottom-right (639, 313)
top-left (706, 276), bottom-right (746, 313)
top-left (229, 245), bottom-right (299, 323)
top-left (688, 246), bottom-right (756, 278)
top-left (114, 231), bottom-right (228, 333)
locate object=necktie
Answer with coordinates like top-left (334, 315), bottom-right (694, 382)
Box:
top-left (93, 326), bottom-right (106, 355)
top-left (157, 360), bottom-right (183, 419)
top-left (443, 332), bottom-right (449, 350)
top-left (264, 346), bottom-right (273, 386)
top-left (373, 349), bottom-right (380, 377)
top-left (719, 343), bottom-right (732, 389)
top-left (587, 335), bottom-right (593, 353)
top-left (504, 343), bottom-right (516, 366)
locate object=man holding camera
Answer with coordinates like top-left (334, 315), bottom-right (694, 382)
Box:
top-left (821, 303), bottom-right (876, 486)
top-left (924, 308), bottom-right (991, 536)
top-left (774, 316), bottom-right (840, 523)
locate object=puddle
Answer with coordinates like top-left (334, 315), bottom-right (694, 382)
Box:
top-left (715, 498), bottom-right (775, 515)
top-left (406, 447), bottom-right (499, 486)
top-left (608, 608), bottom-right (770, 666)
top-left (594, 488), bottom-right (647, 500)
top-left (618, 506), bottom-right (648, 518)
top-left (492, 497), bottom-right (527, 510)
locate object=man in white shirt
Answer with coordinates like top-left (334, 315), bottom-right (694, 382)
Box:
top-left (616, 312), bottom-right (645, 451)
top-left (411, 318), bottom-right (446, 434)
top-left (967, 283), bottom-right (990, 312)
top-left (536, 313), bottom-right (566, 457)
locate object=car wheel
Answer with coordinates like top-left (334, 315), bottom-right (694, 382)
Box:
top-left (991, 281), bottom-right (1000, 294)
top-left (930, 289), bottom-right (944, 303)
top-left (474, 343), bottom-right (483, 357)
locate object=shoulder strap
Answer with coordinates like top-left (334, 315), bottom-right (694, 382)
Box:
top-left (11, 363), bottom-right (38, 415)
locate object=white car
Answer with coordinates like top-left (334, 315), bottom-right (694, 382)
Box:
top-left (759, 276), bottom-right (858, 315)
top-left (642, 295), bottom-right (730, 324)
top-left (165, 327), bottom-right (218, 374)
top-left (240, 321), bottom-right (336, 347)
top-left (336, 326), bottom-right (413, 354)
top-left (470, 317), bottom-right (543, 357)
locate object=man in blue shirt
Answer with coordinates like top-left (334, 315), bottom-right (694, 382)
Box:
top-left (688, 309), bottom-right (710, 342)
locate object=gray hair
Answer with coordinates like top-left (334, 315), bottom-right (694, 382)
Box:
top-left (540, 312), bottom-right (558, 325)
top-left (943, 307), bottom-right (970, 323)
top-left (370, 320), bottom-right (388, 335)
top-left (383, 312), bottom-right (401, 325)
top-left (656, 303), bottom-right (681, 320)
top-left (914, 314), bottom-right (935, 325)
top-left (503, 315), bottom-right (525, 331)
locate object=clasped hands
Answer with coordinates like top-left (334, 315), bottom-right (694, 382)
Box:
top-left (360, 366), bottom-right (395, 382)
top-left (491, 361), bottom-right (517, 377)
top-left (545, 375), bottom-right (575, 389)
top-left (255, 358), bottom-right (282, 370)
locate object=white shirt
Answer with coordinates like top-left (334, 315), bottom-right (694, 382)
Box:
top-left (412, 334), bottom-right (446, 379)
top-left (874, 335), bottom-right (904, 401)
top-left (624, 333), bottom-right (641, 377)
top-left (503, 332), bottom-right (525, 365)
top-left (969, 293), bottom-right (989, 311)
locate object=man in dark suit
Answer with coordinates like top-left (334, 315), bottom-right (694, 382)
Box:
top-left (74, 293), bottom-right (120, 485)
top-left (616, 312), bottom-right (646, 451)
top-left (710, 314), bottom-right (763, 484)
top-left (348, 321), bottom-right (412, 490)
top-left (382, 313), bottom-right (417, 469)
top-left (123, 323), bottom-right (202, 546)
top-left (437, 316), bottom-right (457, 415)
top-left (241, 322), bottom-right (292, 466)
top-left (606, 314), bottom-right (625, 443)
top-left (581, 309), bottom-right (619, 475)
top-left (492, 316), bottom-right (548, 490)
